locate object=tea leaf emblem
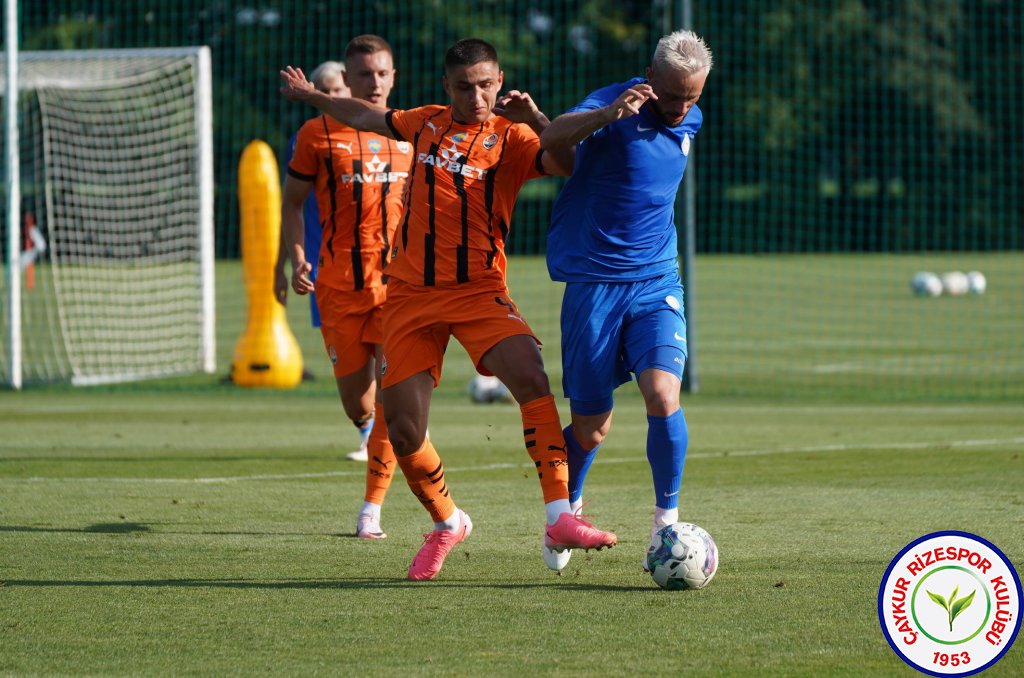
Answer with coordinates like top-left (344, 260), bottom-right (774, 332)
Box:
top-left (927, 585), bottom-right (976, 632)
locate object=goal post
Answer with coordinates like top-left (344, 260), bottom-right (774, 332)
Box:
top-left (1, 46), bottom-right (215, 387)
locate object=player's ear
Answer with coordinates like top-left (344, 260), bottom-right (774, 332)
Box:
top-left (497, 70), bottom-right (504, 89)
top-left (645, 65), bottom-right (653, 81)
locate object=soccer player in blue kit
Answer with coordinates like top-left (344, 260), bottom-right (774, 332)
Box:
top-left (539, 30), bottom-right (713, 571)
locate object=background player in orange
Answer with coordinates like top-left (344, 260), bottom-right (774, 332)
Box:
top-left (282, 35), bottom-right (412, 539)
top-left (275, 60), bottom-right (351, 393)
top-left (280, 38), bottom-right (617, 581)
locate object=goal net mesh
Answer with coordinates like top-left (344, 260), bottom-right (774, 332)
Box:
top-left (2, 49), bottom-right (212, 385)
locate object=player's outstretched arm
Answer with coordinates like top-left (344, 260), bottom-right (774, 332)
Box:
top-left (494, 90), bottom-right (572, 176)
top-left (279, 66), bottom-right (393, 137)
top-left (540, 83), bottom-right (657, 151)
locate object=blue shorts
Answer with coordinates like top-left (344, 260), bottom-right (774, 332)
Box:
top-left (560, 272), bottom-right (687, 415)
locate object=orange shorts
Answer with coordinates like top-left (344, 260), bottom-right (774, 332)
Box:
top-left (381, 277), bottom-right (539, 388)
top-left (315, 284), bottom-right (385, 378)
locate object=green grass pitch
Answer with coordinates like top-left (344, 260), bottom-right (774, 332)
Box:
top-left (1, 255), bottom-right (1022, 676)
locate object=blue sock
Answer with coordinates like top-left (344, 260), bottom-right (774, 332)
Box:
top-left (357, 417), bottom-right (373, 446)
top-left (564, 425), bottom-right (599, 504)
top-left (647, 408), bottom-right (688, 510)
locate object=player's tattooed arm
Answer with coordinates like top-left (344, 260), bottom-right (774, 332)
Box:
top-left (541, 83), bottom-right (657, 151)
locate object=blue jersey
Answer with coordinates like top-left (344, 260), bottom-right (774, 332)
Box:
top-left (547, 78), bottom-right (702, 283)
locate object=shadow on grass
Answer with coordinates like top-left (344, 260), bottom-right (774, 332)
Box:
top-left (0, 454), bottom-right (335, 463)
top-left (0, 577), bottom-right (653, 592)
top-left (0, 523), bottom-right (152, 534)
top-left (0, 523), bottom-right (362, 537)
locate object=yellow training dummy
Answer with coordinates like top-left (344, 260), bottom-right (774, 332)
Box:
top-left (231, 140), bottom-right (303, 387)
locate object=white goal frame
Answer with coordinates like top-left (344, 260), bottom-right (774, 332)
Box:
top-left (3, 45), bottom-right (215, 388)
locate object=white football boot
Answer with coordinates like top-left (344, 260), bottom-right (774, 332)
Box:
top-left (345, 442), bottom-right (369, 462)
top-left (356, 512), bottom-right (387, 539)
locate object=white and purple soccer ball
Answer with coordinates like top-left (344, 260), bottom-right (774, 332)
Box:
top-left (646, 522), bottom-right (719, 590)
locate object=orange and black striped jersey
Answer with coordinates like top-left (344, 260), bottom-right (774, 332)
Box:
top-left (384, 105), bottom-right (547, 287)
top-left (288, 115), bottom-right (413, 292)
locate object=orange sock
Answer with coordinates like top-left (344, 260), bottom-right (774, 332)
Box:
top-left (395, 438), bottom-right (455, 523)
top-left (364, 402), bottom-right (395, 506)
top-left (520, 394), bottom-right (570, 503)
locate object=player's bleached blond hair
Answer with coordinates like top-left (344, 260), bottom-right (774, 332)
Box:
top-left (653, 30), bottom-right (713, 76)
top-left (309, 60), bottom-right (345, 92)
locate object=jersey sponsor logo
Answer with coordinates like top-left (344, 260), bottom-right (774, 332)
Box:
top-left (417, 144), bottom-right (487, 179)
top-left (665, 295), bottom-right (681, 310)
top-left (425, 121), bottom-right (438, 135)
top-left (396, 141), bottom-right (411, 154)
top-left (637, 123), bottom-right (654, 132)
top-left (364, 154), bottom-right (388, 173)
top-left (439, 140), bottom-right (464, 164)
top-left (340, 154), bottom-right (409, 184)
top-left (337, 141), bottom-right (353, 152)
top-left (682, 134), bottom-right (691, 156)
top-left (327, 345), bottom-right (338, 365)
top-left (367, 139), bottom-right (383, 153)
top-left (673, 332), bottom-right (685, 341)
top-left (482, 133), bottom-right (499, 149)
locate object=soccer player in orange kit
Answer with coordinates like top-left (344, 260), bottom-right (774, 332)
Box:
top-left (282, 35), bottom-right (412, 540)
top-left (281, 38), bottom-right (617, 581)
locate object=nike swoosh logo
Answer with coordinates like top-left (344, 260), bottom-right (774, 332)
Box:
top-left (663, 491), bottom-right (679, 497)
top-left (674, 332), bottom-right (685, 341)
top-left (637, 124), bottom-right (654, 132)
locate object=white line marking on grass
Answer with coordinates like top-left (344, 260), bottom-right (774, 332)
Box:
top-left (690, 436), bottom-right (1024, 459)
top-left (7, 437), bottom-right (1023, 485)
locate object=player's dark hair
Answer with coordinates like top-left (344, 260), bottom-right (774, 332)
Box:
top-left (444, 38), bottom-right (499, 73)
top-left (345, 34), bottom-right (393, 59)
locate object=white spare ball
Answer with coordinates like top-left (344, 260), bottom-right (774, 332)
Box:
top-left (940, 271), bottom-right (969, 296)
top-left (911, 271), bottom-right (942, 297)
top-left (966, 271), bottom-right (987, 295)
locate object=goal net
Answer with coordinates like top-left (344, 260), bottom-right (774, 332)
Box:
top-left (1, 47), bottom-right (214, 386)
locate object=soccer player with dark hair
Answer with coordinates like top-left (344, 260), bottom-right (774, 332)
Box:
top-left (281, 35), bottom-right (412, 540)
top-left (539, 30), bottom-right (713, 571)
top-left (280, 37), bottom-right (617, 581)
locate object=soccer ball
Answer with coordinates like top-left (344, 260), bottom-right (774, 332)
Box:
top-left (966, 270), bottom-right (986, 295)
top-left (467, 375), bottom-right (513, 404)
top-left (940, 271), bottom-right (969, 296)
top-left (910, 272), bottom-right (942, 297)
top-left (647, 522), bottom-right (719, 590)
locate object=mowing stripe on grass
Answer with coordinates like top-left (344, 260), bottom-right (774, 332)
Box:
top-left (7, 436), bottom-right (1023, 485)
